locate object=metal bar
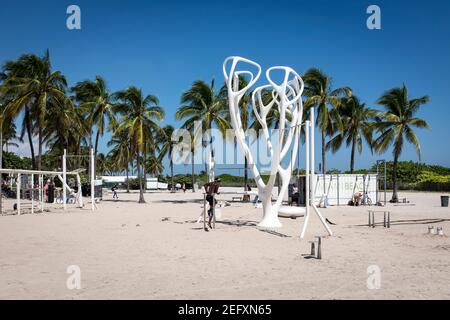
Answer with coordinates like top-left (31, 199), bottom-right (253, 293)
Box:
top-left (17, 173), bottom-right (21, 215)
top-left (63, 149), bottom-right (67, 211)
top-left (203, 193), bottom-right (206, 231)
top-left (316, 236), bottom-right (322, 260)
top-left (387, 211), bottom-right (390, 228)
top-left (31, 174), bottom-right (34, 214)
top-left (0, 168), bottom-right (80, 175)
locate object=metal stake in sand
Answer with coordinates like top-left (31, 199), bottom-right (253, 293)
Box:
top-left (387, 211), bottom-right (391, 228)
top-left (315, 236), bottom-right (322, 260)
top-left (309, 241), bottom-right (316, 256)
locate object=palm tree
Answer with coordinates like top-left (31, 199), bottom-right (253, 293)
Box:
top-left (326, 96), bottom-right (379, 173)
top-left (0, 50), bottom-right (69, 171)
top-left (373, 85), bottom-right (431, 202)
top-left (71, 76), bottom-right (117, 157)
top-left (303, 68), bottom-right (352, 177)
top-left (107, 131), bottom-right (132, 192)
top-left (158, 125), bottom-right (176, 192)
top-left (177, 80), bottom-right (229, 182)
top-left (114, 86), bottom-right (164, 203)
top-left (146, 154), bottom-right (164, 177)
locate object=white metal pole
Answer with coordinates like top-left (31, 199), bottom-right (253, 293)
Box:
top-left (31, 174), bottom-right (34, 214)
top-left (301, 120), bottom-right (311, 239)
top-left (17, 173), bottom-right (21, 215)
top-left (91, 147), bottom-right (95, 211)
top-left (39, 175), bottom-right (43, 212)
top-left (310, 107), bottom-right (316, 204)
top-left (63, 149), bottom-right (67, 211)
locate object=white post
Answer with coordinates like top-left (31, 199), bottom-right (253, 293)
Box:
top-left (17, 173), bottom-right (21, 215)
top-left (63, 149), bottom-right (67, 211)
top-left (301, 120), bottom-right (311, 238)
top-left (76, 173), bottom-right (83, 208)
top-left (91, 147), bottom-right (95, 211)
top-left (31, 174), bottom-right (34, 214)
top-left (310, 107), bottom-right (316, 204)
top-left (39, 175), bottom-right (43, 212)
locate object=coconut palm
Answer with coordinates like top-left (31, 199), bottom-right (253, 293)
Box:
top-left (146, 154), bottom-right (164, 177)
top-left (0, 51), bottom-right (69, 171)
top-left (326, 96), bottom-right (379, 173)
top-left (114, 86), bottom-right (164, 203)
top-left (373, 85), bottom-right (431, 202)
top-left (158, 125), bottom-right (176, 192)
top-left (303, 68), bottom-right (352, 177)
top-left (177, 80), bottom-right (229, 182)
top-left (107, 131), bottom-right (132, 192)
top-left (71, 76), bottom-right (117, 157)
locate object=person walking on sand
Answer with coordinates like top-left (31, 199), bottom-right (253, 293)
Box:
top-left (203, 178), bottom-right (221, 229)
top-left (111, 184), bottom-right (119, 200)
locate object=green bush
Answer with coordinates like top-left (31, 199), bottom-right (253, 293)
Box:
top-left (411, 171), bottom-right (450, 191)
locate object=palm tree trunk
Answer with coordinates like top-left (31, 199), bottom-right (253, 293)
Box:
top-left (209, 134), bottom-right (214, 182)
top-left (137, 152), bottom-right (145, 203)
top-left (143, 148), bottom-right (147, 193)
top-left (170, 149), bottom-right (174, 193)
top-left (126, 165), bottom-right (130, 193)
top-left (94, 130), bottom-right (100, 158)
top-left (38, 125), bottom-right (43, 171)
top-left (191, 148), bottom-right (196, 192)
top-left (392, 154), bottom-right (399, 203)
top-left (24, 109), bottom-right (36, 169)
top-left (350, 138), bottom-right (356, 173)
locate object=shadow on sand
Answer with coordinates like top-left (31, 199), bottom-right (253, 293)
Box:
top-left (354, 218), bottom-right (450, 227)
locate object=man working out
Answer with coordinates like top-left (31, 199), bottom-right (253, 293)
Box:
top-left (203, 178), bottom-right (221, 229)
top-left (111, 184), bottom-right (119, 200)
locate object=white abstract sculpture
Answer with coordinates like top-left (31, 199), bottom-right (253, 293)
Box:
top-left (223, 56), bottom-right (303, 228)
top-left (223, 56), bottom-right (333, 237)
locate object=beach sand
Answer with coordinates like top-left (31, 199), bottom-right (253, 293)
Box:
top-left (0, 189), bottom-right (449, 299)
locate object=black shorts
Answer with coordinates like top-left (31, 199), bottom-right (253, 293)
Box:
top-left (206, 194), bottom-right (216, 207)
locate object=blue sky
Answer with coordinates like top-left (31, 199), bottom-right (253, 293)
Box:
top-left (1, 0), bottom-right (449, 174)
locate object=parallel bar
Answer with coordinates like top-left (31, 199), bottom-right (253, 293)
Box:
top-left (31, 174), bottom-right (34, 214)
top-left (0, 168), bottom-right (80, 176)
top-left (63, 149), bottom-right (67, 211)
top-left (17, 173), bottom-right (21, 215)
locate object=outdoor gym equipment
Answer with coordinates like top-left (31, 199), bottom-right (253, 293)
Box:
top-left (368, 210), bottom-right (391, 228)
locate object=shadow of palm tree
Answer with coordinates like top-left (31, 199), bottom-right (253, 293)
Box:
top-left (153, 199), bottom-right (204, 205)
top-left (355, 218), bottom-right (450, 227)
top-left (258, 228), bottom-right (292, 238)
top-left (215, 219), bottom-right (258, 227)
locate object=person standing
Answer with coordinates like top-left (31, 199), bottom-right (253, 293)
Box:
top-left (111, 184), bottom-right (119, 200)
top-left (203, 178), bottom-right (221, 229)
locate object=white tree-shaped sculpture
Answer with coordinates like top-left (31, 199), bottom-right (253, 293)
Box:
top-left (223, 56), bottom-right (304, 228)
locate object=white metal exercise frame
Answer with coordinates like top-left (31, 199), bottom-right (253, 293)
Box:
top-left (0, 147), bottom-right (97, 215)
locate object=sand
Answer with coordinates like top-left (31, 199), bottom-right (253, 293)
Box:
top-left (0, 189), bottom-right (449, 299)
